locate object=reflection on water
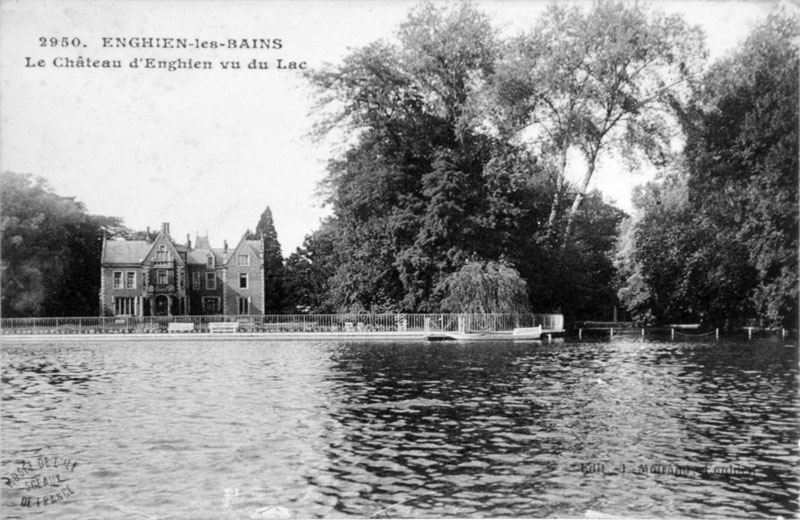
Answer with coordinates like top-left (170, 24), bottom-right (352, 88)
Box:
top-left (1, 338), bottom-right (797, 519)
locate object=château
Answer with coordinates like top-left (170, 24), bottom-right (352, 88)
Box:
top-left (100, 223), bottom-right (265, 316)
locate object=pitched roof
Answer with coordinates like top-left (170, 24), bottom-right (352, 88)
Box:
top-left (194, 236), bottom-right (211, 250)
top-left (186, 248), bottom-right (225, 265)
top-left (245, 240), bottom-right (263, 254)
top-left (103, 240), bottom-right (152, 264)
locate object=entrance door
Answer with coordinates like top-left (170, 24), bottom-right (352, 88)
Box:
top-left (154, 295), bottom-right (169, 316)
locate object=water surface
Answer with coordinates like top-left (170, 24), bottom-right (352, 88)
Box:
top-left (1, 338), bottom-right (797, 518)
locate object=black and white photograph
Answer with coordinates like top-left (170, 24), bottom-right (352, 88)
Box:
top-left (0, 0), bottom-right (797, 518)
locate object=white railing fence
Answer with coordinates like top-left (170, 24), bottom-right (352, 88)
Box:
top-left (0, 313), bottom-right (564, 335)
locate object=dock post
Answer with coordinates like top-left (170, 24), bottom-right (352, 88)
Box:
top-left (579, 328), bottom-right (582, 340)
top-left (671, 328), bottom-right (675, 340)
top-left (782, 328), bottom-right (786, 339)
top-left (641, 328), bottom-right (645, 339)
top-left (716, 328), bottom-right (719, 340)
top-left (610, 328), bottom-right (613, 339)
top-left (747, 327), bottom-right (753, 340)
top-left (547, 334), bottom-right (552, 343)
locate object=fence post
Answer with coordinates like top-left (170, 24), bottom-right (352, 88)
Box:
top-left (641, 328), bottom-right (645, 339)
top-left (578, 328), bottom-right (582, 340)
top-left (747, 327), bottom-right (753, 340)
top-left (716, 328), bottom-right (719, 340)
top-left (671, 328), bottom-right (675, 340)
top-left (610, 328), bottom-right (613, 339)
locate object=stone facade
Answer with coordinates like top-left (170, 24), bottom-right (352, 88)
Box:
top-left (100, 223), bottom-right (265, 316)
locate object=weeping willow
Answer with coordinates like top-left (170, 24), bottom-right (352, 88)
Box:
top-left (440, 261), bottom-right (530, 314)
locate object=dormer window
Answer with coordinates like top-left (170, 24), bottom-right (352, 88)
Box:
top-left (155, 245), bottom-right (169, 262)
top-left (207, 254), bottom-right (214, 268)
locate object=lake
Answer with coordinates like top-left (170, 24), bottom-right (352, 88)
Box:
top-left (1, 337), bottom-right (797, 519)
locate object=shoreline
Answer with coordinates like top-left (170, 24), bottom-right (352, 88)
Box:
top-left (0, 332), bottom-right (434, 343)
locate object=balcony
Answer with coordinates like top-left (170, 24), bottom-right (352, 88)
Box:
top-left (148, 284), bottom-right (175, 294)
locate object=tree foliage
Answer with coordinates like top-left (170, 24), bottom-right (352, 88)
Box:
top-left (301, 1), bottom-right (633, 316)
top-left (307, 2), bottom-right (506, 312)
top-left (439, 260), bottom-right (530, 314)
top-left (615, 12), bottom-right (799, 327)
top-left (494, 1), bottom-right (704, 245)
top-left (1, 172), bottom-right (122, 317)
top-left (246, 206), bottom-right (285, 313)
top-left (282, 220), bottom-right (339, 313)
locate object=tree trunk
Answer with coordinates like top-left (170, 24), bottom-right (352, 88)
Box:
top-left (546, 143), bottom-right (569, 243)
top-left (562, 158), bottom-right (597, 246)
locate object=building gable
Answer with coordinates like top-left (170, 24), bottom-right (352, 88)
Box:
top-left (226, 238), bottom-right (263, 267)
top-left (142, 232), bottom-right (185, 266)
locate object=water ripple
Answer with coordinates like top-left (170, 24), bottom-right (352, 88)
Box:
top-left (1, 339), bottom-right (797, 518)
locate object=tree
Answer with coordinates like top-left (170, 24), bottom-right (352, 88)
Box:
top-left (1, 172), bottom-right (122, 317)
top-left (684, 12), bottom-right (799, 327)
top-left (493, 1), bottom-right (705, 245)
top-left (282, 219), bottom-right (339, 313)
top-left (615, 12), bottom-right (798, 327)
top-left (247, 206), bottom-right (285, 313)
top-left (439, 260), bottom-right (530, 314)
top-left (303, 1), bottom-right (655, 318)
top-left (616, 172), bottom-right (754, 326)
top-left (307, 2), bottom-right (506, 311)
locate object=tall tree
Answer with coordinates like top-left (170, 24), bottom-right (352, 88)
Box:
top-left (494, 1), bottom-right (705, 245)
top-left (1, 172), bottom-right (122, 317)
top-left (307, 2), bottom-right (505, 311)
top-left (247, 206), bottom-right (285, 313)
top-left (615, 12), bottom-right (799, 327)
top-left (684, 12), bottom-right (798, 327)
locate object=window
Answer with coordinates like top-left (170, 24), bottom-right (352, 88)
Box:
top-left (237, 254), bottom-right (249, 266)
top-left (114, 297), bottom-right (135, 315)
top-left (205, 272), bottom-right (216, 290)
top-left (203, 297), bottom-right (218, 314)
top-left (178, 270), bottom-right (185, 289)
top-left (155, 244), bottom-right (169, 262)
top-left (207, 254), bottom-right (214, 267)
top-left (239, 273), bottom-right (248, 289)
top-left (157, 269), bottom-right (167, 285)
top-left (192, 272), bottom-right (200, 290)
top-left (238, 297), bottom-right (250, 314)
top-left (126, 272), bottom-right (136, 289)
top-left (113, 272), bottom-right (122, 289)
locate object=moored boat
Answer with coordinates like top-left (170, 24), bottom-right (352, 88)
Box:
top-left (427, 325), bottom-right (543, 342)
top-left (512, 325), bottom-right (543, 339)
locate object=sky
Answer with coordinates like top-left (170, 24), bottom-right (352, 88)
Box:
top-left (0, 0), bottom-right (787, 255)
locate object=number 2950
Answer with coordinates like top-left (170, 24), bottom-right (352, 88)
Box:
top-left (39, 37), bottom-right (83, 47)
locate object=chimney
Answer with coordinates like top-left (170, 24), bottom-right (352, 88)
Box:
top-left (146, 226), bottom-right (150, 239)
top-left (186, 234), bottom-right (191, 249)
top-left (223, 240), bottom-right (228, 263)
top-left (162, 222), bottom-right (170, 236)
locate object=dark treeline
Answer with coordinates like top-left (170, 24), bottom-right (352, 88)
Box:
top-left (282, 1), bottom-right (694, 317)
top-left (0, 173), bottom-right (123, 317)
top-left (615, 14), bottom-right (799, 328)
top-left (2, 3), bottom-right (797, 328)
top-left (281, 1), bottom-right (797, 328)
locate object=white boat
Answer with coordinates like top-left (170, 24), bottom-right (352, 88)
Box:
top-left (512, 325), bottom-right (543, 339)
top-left (427, 325), bottom-right (542, 342)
